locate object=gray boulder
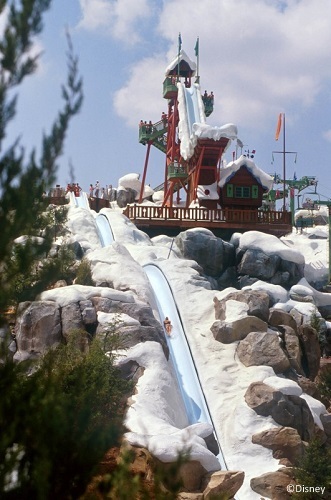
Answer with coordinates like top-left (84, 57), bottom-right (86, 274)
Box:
top-left (245, 382), bottom-right (315, 441)
top-left (116, 188), bottom-right (137, 208)
top-left (79, 299), bottom-right (97, 325)
top-left (237, 248), bottom-right (304, 288)
top-left (237, 331), bottom-right (291, 373)
top-left (14, 301), bottom-right (61, 361)
top-left (61, 302), bottom-right (84, 339)
top-left (175, 229), bottom-right (235, 277)
top-left (237, 248), bottom-right (280, 280)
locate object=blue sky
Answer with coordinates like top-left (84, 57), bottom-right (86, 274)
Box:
top-left (5, 0), bottom-right (331, 202)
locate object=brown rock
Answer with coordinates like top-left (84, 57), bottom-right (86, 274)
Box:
top-left (269, 308), bottom-right (298, 332)
top-left (154, 458), bottom-right (207, 492)
top-left (237, 331), bottom-right (290, 373)
top-left (202, 470), bottom-right (245, 499)
top-left (298, 324), bottom-right (321, 380)
top-left (280, 325), bottom-right (304, 375)
top-left (245, 382), bottom-right (281, 416)
top-left (177, 493), bottom-right (203, 500)
top-left (214, 290), bottom-right (270, 322)
top-left (211, 316), bottom-right (268, 344)
top-left (252, 427), bottom-right (305, 465)
top-left (251, 468), bottom-right (295, 500)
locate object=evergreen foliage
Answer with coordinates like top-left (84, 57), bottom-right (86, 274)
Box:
top-left (0, 0), bottom-right (83, 317)
top-left (292, 438), bottom-right (331, 499)
top-left (75, 257), bottom-right (95, 286)
top-left (0, 330), bottom-right (130, 499)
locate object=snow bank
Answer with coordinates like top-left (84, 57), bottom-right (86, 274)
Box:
top-left (238, 231), bottom-right (305, 264)
top-left (40, 284), bottom-right (134, 307)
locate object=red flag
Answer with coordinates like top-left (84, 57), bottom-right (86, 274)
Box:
top-left (275, 113), bottom-right (282, 141)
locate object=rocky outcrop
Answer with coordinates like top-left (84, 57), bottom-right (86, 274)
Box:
top-left (116, 187), bottom-right (137, 208)
top-left (298, 324), bottom-right (321, 380)
top-left (237, 331), bottom-right (291, 373)
top-left (14, 301), bottom-right (61, 361)
top-left (269, 308), bottom-right (298, 332)
top-left (61, 302), bottom-right (84, 340)
top-left (250, 468), bottom-right (295, 500)
top-left (237, 247), bottom-right (304, 288)
top-left (252, 427), bottom-right (306, 465)
top-left (211, 317), bottom-right (268, 344)
top-left (280, 325), bottom-right (304, 375)
top-left (121, 442), bottom-right (244, 498)
top-left (201, 470), bottom-right (245, 499)
top-left (214, 290), bottom-right (270, 322)
top-left (237, 248), bottom-right (280, 280)
top-left (245, 382), bottom-right (315, 441)
top-left (13, 289), bottom-right (168, 361)
top-left (175, 229), bottom-right (235, 278)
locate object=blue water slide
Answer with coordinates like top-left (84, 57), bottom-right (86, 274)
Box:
top-left (184, 86), bottom-right (201, 135)
top-left (143, 263), bottom-right (228, 471)
top-left (95, 214), bottom-right (114, 247)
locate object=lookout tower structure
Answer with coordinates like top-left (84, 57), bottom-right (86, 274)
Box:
top-left (139, 48), bottom-right (233, 210)
top-left (132, 44), bottom-right (292, 237)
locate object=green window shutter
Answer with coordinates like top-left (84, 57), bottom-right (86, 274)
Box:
top-left (227, 183), bottom-right (233, 197)
top-left (252, 185), bottom-right (258, 199)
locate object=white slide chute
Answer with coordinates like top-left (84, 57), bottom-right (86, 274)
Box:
top-left (95, 214), bottom-right (114, 247)
top-left (144, 263), bottom-right (228, 471)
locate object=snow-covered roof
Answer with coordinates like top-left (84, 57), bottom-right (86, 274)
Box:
top-left (219, 155), bottom-right (274, 191)
top-left (165, 49), bottom-right (197, 77)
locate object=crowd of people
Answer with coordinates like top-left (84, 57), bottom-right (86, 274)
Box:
top-left (46, 181), bottom-right (117, 201)
top-left (88, 181), bottom-right (117, 201)
top-left (66, 183), bottom-right (82, 197)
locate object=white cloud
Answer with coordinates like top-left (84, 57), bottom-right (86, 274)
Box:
top-left (78, 0), bottom-right (153, 44)
top-left (323, 130), bottom-right (331, 143)
top-left (113, 0), bottom-right (331, 132)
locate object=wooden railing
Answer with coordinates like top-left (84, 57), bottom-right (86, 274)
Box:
top-left (123, 204), bottom-right (292, 226)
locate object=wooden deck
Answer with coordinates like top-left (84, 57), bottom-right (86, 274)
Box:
top-left (123, 204), bottom-right (293, 237)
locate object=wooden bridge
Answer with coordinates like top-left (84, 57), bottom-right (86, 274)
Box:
top-left (123, 204), bottom-right (292, 237)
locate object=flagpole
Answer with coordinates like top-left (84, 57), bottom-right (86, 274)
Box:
top-left (283, 113), bottom-right (286, 213)
top-left (196, 36), bottom-right (199, 83)
top-left (177, 33), bottom-right (181, 82)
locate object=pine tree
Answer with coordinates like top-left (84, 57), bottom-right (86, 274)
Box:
top-left (0, 0), bottom-right (83, 319)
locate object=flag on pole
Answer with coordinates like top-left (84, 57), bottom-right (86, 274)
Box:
top-left (275, 113), bottom-right (282, 141)
top-left (178, 32), bottom-right (182, 52)
top-left (194, 37), bottom-right (199, 56)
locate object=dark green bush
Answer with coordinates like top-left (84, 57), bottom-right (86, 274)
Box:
top-left (75, 258), bottom-right (95, 286)
top-left (0, 330), bottom-right (130, 500)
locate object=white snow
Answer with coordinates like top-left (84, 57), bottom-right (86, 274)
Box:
top-left (238, 230), bottom-right (305, 264)
top-left (118, 173), bottom-right (154, 200)
top-left (40, 284), bottom-right (134, 307)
